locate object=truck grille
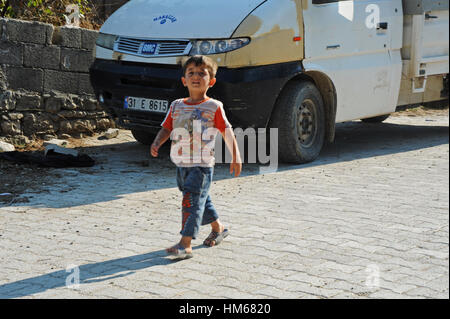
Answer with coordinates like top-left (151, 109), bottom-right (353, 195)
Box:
top-left (115, 37), bottom-right (191, 57)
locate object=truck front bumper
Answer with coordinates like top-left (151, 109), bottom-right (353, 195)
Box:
top-left (89, 59), bottom-right (303, 132)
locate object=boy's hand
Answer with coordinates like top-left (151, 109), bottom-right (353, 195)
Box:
top-left (150, 141), bottom-right (160, 157)
top-left (230, 158), bottom-right (242, 177)
top-left (150, 127), bottom-right (171, 157)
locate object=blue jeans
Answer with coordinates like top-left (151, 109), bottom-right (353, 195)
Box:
top-left (176, 166), bottom-right (219, 239)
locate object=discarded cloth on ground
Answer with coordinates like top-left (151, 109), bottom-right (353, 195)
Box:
top-left (0, 150), bottom-right (95, 168)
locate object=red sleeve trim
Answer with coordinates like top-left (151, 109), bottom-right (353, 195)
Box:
top-left (214, 105), bottom-right (231, 133)
top-left (161, 105), bottom-right (173, 131)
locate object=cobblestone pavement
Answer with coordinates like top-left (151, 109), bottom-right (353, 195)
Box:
top-left (0, 113), bottom-right (448, 299)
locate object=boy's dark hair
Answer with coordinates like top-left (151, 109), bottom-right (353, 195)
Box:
top-left (182, 55), bottom-right (218, 78)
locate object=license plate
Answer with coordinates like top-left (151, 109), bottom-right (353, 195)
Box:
top-left (124, 96), bottom-right (169, 113)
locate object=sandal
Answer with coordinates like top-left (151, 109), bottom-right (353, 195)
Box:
top-left (203, 228), bottom-right (229, 247)
top-left (166, 244), bottom-right (193, 260)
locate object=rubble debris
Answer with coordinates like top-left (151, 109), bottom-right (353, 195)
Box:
top-left (0, 141), bottom-right (15, 152)
top-left (103, 128), bottom-right (119, 139)
top-left (44, 144), bottom-right (78, 157)
top-left (43, 139), bottom-right (68, 147)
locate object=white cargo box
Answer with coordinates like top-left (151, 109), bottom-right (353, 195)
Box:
top-left (400, 0), bottom-right (449, 99)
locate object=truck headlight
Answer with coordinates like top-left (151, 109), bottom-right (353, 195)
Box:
top-left (189, 38), bottom-right (250, 55)
top-left (96, 33), bottom-right (117, 50)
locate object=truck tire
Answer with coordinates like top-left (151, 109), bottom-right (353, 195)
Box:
top-left (270, 81), bottom-right (325, 164)
top-left (361, 114), bottom-right (390, 123)
top-left (131, 129), bottom-right (155, 145)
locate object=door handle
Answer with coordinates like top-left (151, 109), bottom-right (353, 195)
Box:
top-left (425, 13), bottom-right (438, 19)
top-left (326, 44), bottom-right (340, 50)
top-left (377, 22), bottom-right (388, 30)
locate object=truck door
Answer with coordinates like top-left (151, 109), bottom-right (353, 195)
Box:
top-left (302, 0), bottom-right (403, 122)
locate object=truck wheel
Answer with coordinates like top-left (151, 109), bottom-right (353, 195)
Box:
top-left (131, 129), bottom-right (155, 145)
top-left (270, 81), bottom-right (325, 164)
top-left (361, 114), bottom-right (390, 123)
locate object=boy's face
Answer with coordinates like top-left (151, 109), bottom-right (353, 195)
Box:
top-left (181, 63), bottom-right (216, 94)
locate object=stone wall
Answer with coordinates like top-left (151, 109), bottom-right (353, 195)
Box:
top-left (0, 18), bottom-right (114, 145)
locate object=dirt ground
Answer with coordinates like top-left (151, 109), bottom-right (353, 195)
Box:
top-left (1, 106), bottom-right (448, 205)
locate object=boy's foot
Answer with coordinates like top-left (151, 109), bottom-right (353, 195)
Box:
top-left (203, 227), bottom-right (229, 247)
top-left (166, 244), bottom-right (193, 259)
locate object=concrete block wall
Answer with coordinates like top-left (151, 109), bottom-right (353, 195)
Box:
top-left (0, 18), bottom-right (114, 144)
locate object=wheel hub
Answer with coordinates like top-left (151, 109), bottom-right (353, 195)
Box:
top-left (297, 100), bottom-right (316, 147)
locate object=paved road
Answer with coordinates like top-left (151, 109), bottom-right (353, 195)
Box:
top-left (0, 113), bottom-right (448, 299)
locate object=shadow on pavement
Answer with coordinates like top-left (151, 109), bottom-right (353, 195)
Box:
top-left (2, 121), bottom-right (448, 209)
top-left (285, 121), bottom-right (449, 169)
top-left (0, 245), bottom-right (206, 299)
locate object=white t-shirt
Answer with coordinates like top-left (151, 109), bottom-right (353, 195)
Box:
top-left (161, 98), bottom-right (232, 167)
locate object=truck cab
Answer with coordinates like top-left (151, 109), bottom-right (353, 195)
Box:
top-left (89, 0), bottom-right (449, 163)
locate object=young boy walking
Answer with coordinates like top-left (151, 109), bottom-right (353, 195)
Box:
top-left (150, 55), bottom-right (242, 259)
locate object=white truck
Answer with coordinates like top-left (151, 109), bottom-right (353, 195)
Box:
top-left (89, 0), bottom-right (449, 163)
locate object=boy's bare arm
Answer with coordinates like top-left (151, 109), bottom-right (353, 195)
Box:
top-left (150, 127), bottom-right (171, 157)
top-left (221, 127), bottom-right (242, 177)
